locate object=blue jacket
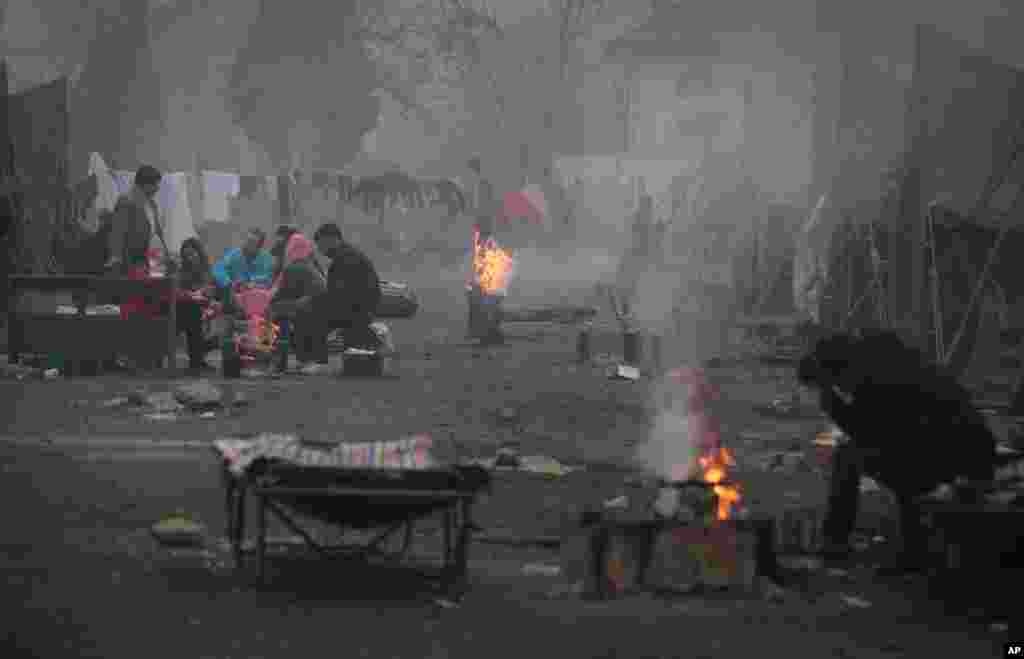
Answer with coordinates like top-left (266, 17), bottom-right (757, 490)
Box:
top-left (212, 247), bottom-right (274, 287)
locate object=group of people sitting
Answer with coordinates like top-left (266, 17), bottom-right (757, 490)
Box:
top-left (107, 165), bottom-right (382, 376)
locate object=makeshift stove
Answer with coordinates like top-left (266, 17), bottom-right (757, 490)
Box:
top-left (561, 478), bottom-right (777, 599)
top-left (466, 227), bottom-right (514, 345)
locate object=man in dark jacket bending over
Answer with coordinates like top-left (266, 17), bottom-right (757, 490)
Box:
top-left (798, 330), bottom-right (996, 574)
top-left (308, 222), bottom-right (382, 361)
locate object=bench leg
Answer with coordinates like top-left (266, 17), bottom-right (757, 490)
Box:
top-left (257, 495), bottom-right (267, 584)
top-left (449, 500), bottom-right (473, 595)
top-left (233, 487), bottom-right (247, 570)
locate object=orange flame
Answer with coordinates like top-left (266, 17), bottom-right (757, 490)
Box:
top-left (698, 446), bottom-right (742, 520)
top-left (472, 228), bottom-right (514, 295)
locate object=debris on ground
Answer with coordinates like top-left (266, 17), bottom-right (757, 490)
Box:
top-left (521, 563), bottom-right (562, 577)
top-left (174, 381), bottom-right (224, 411)
top-left (151, 512), bottom-right (206, 548)
top-left (859, 477), bottom-right (882, 493)
top-left (143, 413), bottom-right (180, 422)
top-left (144, 391), bottom-right (184, 414)
top-left (839, 594), bottom-right (872, 609)
top-left (603, 495), bottom-right (629, 510)
top-left (758, 577), bottom-right (787, 602)
top-left (471, 449), bottom-right (580, 477)
top-left (608, 364), bottom-right (641, 381)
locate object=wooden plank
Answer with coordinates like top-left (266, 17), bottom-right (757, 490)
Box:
top-left (252, 487), bottom-right (474, 500)
top-left (8, 275), bottom-right (175, 298)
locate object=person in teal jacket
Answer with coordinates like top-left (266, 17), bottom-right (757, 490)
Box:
top-left (212, 228), bottom-right (274, 288)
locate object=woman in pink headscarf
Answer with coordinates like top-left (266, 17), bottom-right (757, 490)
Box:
top-left (268, 231), bottom-right (327, 373)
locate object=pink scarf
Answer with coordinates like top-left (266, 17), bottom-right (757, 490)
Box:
top-left (270, 233), bottom-right (317, 297)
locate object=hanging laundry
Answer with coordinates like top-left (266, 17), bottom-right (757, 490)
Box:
top-left (112, 171), bottom-right (134, 197)
top-left (89, 153), bottom-right (120, 213)
top-left (202, 171), bottom-right (240, 223)
top-left (159, 173), bottom-right (199, 254)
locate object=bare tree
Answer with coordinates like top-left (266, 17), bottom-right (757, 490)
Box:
top-left (227, 0), bottom-right (379, 171)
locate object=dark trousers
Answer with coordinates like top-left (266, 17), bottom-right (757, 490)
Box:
top-left (176, 301), bottom-right (212, 369)
top-left (292, 302), bottom-right (376, 365)
top-left (822, 442), bottom-right (929, 562)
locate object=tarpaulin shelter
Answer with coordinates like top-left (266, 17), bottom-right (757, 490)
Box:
top-left (889, 25), bottom-right (1024, 375)
top-left (5, 75), bottom-right (70, 275)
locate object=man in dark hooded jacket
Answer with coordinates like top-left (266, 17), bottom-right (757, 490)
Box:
top-left (309, 222), bottom-right (382, 357)
top-left (798, 329), bottom-right (996, 574)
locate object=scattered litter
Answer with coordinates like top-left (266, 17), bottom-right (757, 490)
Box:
top-left (522, 563), bottom-right (562, 577)
top-left (859, 477), bottom-right (881, 493)
top-left (839, 594), bottom-right (872, 609)
top-left (143, 413), bottom-right (179, 422)
top-left (433, 597), bottom-right (459, 609)
top-left (924, 483), bottom-right (955, 501)
top-left (520, 455), bottom-right (576, 477)
top-left (43, 368), bottom-right (59, 379)
top-left (608, 364), bottom-right (641, 381)
top-left (603, 495), bottom-right (629, 510)
top-left (174, 381), bottom-right (224, 411)
top-left (758, 577), bottom-right (787, 602)
top-left (151, 512), bottom-right (206, 548)
top-left (199, 412), bottom-right (216, 420)
top-left (493, 448), bottom-right (521, 468)
top-left (145, 391), bottom-right (185, 414)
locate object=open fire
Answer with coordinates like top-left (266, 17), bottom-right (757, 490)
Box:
top-left (698, 445), bottom-right (743, 520)
top-left (472, 227), bottom-right (515, 295)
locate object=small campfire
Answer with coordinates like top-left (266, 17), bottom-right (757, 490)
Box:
top-left (467, 226), bottom-right (515, 343)
top-left (471, 227), bottom-right (515, 296)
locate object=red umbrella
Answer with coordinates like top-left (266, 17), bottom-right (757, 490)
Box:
top-left (498, 185), bottom-right (547, 224)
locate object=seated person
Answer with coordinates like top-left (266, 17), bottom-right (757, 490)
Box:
top-left (268, 231), bottom-right (327, 374)
top-left (798, 330), bottom-right (997, 574)
top-left (176, 238), bottom-right (218, 374)
top-left (212, 227), bottom-right (274, 290)
top-left (312, 221), bottom-right (382, 350)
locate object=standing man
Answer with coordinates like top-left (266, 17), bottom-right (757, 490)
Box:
top-left (212, 227), bottom-right (274, 289)
top-left (105, 165), bottom-right (168, 276)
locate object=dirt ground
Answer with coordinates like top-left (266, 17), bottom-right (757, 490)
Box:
top-left (0, 256), bottom-right (1014, 658)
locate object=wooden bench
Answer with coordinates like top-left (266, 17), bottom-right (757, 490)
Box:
top-left (6, 275), bottom-right (178, 376)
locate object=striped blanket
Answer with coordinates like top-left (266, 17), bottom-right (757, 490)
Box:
top-left (214, 433), bottom-right (439, 476)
